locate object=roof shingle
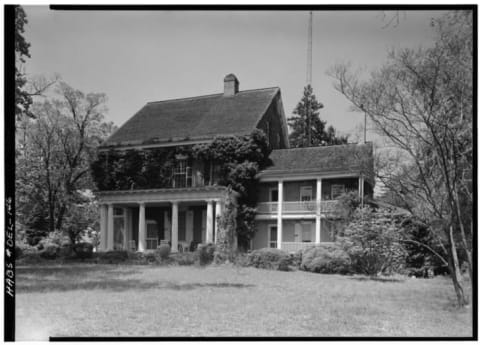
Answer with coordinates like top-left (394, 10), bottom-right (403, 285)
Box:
top-left (260, 143), bottom-right (374, 180)
top-left (102, 87), bottom-right (279, 148)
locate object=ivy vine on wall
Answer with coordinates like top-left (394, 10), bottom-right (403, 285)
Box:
top-left (91, 129), bottom-right (272, 249)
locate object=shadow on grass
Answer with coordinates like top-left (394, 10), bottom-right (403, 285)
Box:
top-left (17, 274), bottom-right (255, 293)
top-left (349, 276), bottom-right (405, 283)
top-left (16, 265), bottom-right (138, 277)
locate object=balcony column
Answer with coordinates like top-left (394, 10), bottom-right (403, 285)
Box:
top-left (214, 200), bottom-right (223, 244)
top-left (277, 180), bottom-right (283, 249)
top-left (171, 202), bottom-right (179, 253)
top-left (138, 203), bottom-right (146, 252)
top-left (206, 199), bottom-right (214, 243)
top-left (107, 204), bottom-right (114, 250)
top-left (99, 204), bottom-right (108, 251)
top-left (315, 178), bottom-right (322, 244)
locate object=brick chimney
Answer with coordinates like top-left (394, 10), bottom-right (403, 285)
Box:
top-left (224, 73), bottom-right (239, 96)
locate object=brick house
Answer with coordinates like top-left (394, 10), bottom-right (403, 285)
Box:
top-left (95, 74), bottom-right (374, 253)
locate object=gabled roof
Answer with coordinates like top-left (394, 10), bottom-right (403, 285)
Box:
top-left (101, 87), bottom-right (280, 148)
top-left (259, 143), bottom-right (374, 181)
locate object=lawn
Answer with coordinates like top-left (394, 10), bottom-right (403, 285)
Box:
top-left (15, 263), bottom-right (472, 339)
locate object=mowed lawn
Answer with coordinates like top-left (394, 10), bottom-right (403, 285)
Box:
top-left (16, 264), bottom-right (472, 339)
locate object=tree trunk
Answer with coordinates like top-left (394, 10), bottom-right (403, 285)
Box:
top-left (447, 225), bottom-right (468, 307)
top-left (454, 190), bottom-right (473, 281)
top-left (56, 203), bottom-right (66, 231)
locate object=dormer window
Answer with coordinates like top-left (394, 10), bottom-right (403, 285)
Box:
top-left (173, 158), bottom-right (192, 188)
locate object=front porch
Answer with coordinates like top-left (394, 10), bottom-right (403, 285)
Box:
top-left (96, 186), bottom-right (229, 253)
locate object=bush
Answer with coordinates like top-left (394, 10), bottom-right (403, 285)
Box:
top-left (39, 244), bottom-right (60, 260)
top-left (98, 250), bottom-right (129, 264)
top-left (156, 244), bottom-right (171, 260)
top-left (245, 248), bottom-right (290, 270)
top-left (338, 206), bottom-right (407, 276)
top-left (300, 244), bottom-right (351, 274)
top-left (73, 242), bottom-right (94, 260)
top-left (171, 252), bottom-right (196, 266)
top-left (196, 243), bottom-right (216, 266)
top-left (15, 246), bottom-right (23, 258)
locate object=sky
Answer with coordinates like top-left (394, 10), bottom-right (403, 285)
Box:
top-left (22, 8), bottom-right (448, 140)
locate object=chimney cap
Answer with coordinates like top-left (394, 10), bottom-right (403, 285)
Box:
top-left (224, 73), bottom-right (239, 82)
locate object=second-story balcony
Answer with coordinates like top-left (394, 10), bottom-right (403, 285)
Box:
top-left (256, 200), bottom-right (345, 216)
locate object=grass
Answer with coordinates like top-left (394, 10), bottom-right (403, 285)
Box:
top-left (16, 263), bottom-right (472, 339)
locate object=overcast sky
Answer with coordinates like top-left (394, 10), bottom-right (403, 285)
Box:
top-left (23, 8), bottom-right (448, 140)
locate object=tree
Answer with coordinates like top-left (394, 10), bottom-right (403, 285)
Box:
top-left (330, 11), bottom-right (473, 306)
top-left (288, 85), bottom-right (348, 147)
top-left (15, 5), bottom-right (31, 120)
top-left (17, 80), bottom-right (115, 238)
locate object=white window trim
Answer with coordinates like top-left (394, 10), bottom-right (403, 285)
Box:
top-left (113, 207), bottom-right (127, 249)
top-left (299, 186), bottom-right (313, 201)
top-left (268, 187), bottom-right (279, 213)
top-left (146, 219), bottom-right (159, 250)
top-left (267, 224), bottom-right (278, 248)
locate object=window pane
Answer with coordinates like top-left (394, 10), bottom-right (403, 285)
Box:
top-left (270, 226), bottom-right (277, 241)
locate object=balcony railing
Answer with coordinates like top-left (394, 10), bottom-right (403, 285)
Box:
top-left (256, 200), bottom-right (345, 215)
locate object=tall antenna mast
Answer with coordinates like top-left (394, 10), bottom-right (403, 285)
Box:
top-left (306, 11), bottom-right (313, 86)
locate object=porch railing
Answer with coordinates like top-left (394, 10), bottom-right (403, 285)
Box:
top-left (256, 200), bottom-right (344, 215)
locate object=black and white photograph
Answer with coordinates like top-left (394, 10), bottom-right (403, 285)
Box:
top-left (5, 4), bottom-right (476, 340)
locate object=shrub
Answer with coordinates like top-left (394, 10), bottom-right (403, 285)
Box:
top-left (73, 242), bottom-right (94, 260)
top-left (196, 243), bottom-right (216, 266)
top-left (39, 244), bottom-right (60, 260)
top-left (171, 252), bottom-right (196, 266)
top-left (98, 250), bottom-right (129, 264)
top-left (59, 244), bottom-right (74, 258)
top-left (145, 252), bottom-right (157, 264)
top-left (15, 246), bottom-right (23, 258)
top-left (245, 248), bottom-right (290, 270)
top-left (156, 244), bottom-right (171, 260)
top-left (338, 206), bottom-right (407, 276)
top-left (300, 244), bottom-right (351, 274)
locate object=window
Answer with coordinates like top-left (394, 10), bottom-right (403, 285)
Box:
top-left (301, 222), bottom-right (313, 242)
top-left (146, 220), bottom-right (158, 250)
top-left (173, 159), bottom-right (192, 188)
top-left (331, 184), bottom-right (345, 199)
top-left (268, 225), bottom-right (277, 248)
top-left (113, 208), bottom-right (126, 250)
top-left (269, 188), bottom-right (278, 212)
top-left (300, 186), bottom-right (313, 201)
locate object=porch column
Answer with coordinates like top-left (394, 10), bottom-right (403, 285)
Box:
top-left (99, 204), bottom-right (108, 251)
top-left (138, 203), bottom-right (146, 252)
top-left (107, 204), bottom-right (114, 250)
top-left (214, 200), bottom-right (223, 244)
top-left (171, 201), bottom-right (179, 253)
top-left (277, 180), bottom-right (283, 249)
top-left (206, 199), bottom-right (214, 243)
top-left (315, 178), bottom-right (322, 244)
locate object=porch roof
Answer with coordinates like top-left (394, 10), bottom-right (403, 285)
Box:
top-left (95, 186), bottom-right (230, 204)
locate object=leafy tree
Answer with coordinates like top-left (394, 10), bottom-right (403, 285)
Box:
top-left (339, 206), bottom-right (407, 276)
top-left (15, 6), bottom-right (32, 120)
top-left (17, 79), bottom-right (115, 238)
top-left (288, 85), bottom-right (348, 147)
top-left (330, 11), bottom-right (472, 306)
